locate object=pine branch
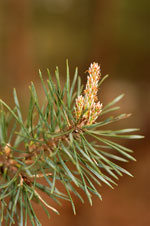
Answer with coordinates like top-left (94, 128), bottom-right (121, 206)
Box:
top-left (0, 61), bottom-right (143, 225)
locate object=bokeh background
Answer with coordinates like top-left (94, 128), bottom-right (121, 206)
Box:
top-left (0, 0), bottom-right (150, 225)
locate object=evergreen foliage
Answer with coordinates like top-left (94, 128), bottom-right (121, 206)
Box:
top-left (0, 61), bottom-right (143, 225)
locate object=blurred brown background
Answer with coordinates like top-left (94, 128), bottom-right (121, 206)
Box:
top-left (0, 0), bottom-right (150, 225)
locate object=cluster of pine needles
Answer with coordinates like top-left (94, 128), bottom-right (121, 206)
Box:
top-left (0, 61), bottom-right (143, 225)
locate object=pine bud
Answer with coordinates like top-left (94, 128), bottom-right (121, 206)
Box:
top-left (74, 62), bottom-right (102, 125)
